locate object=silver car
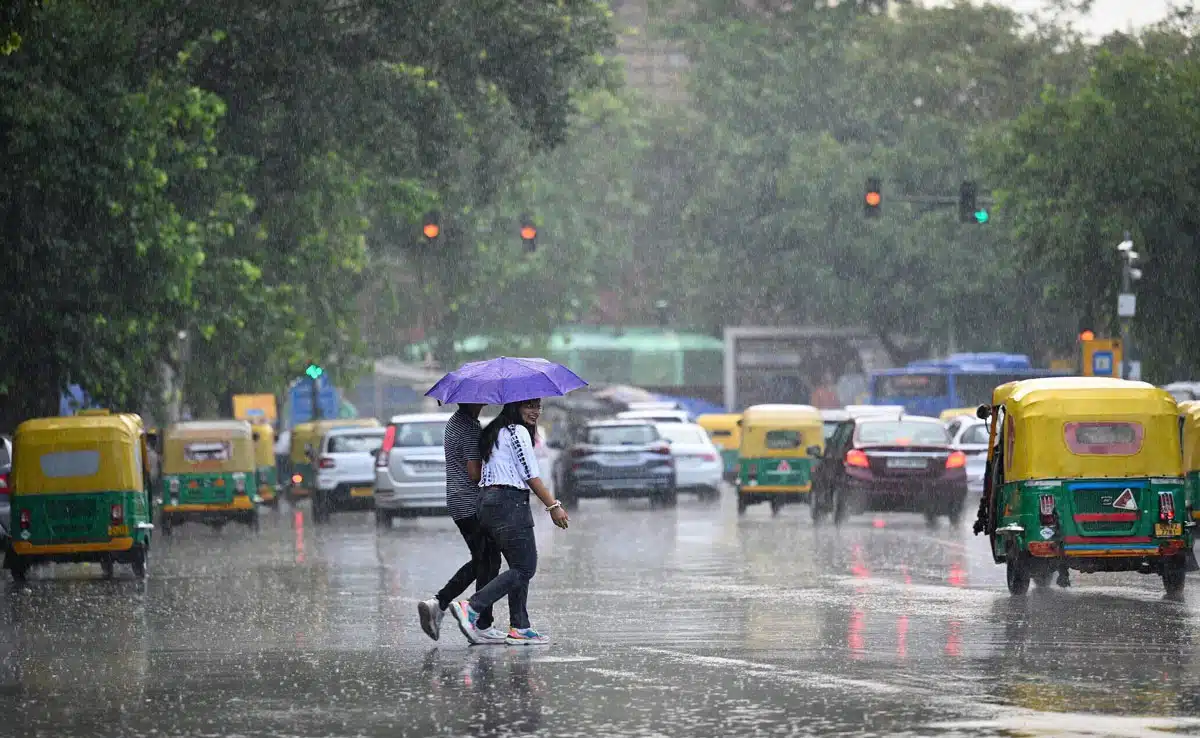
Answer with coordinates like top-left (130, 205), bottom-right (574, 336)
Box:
top-left (949, 418), bottom-right (989, 494)
top-left (373, 413), bottom-right (452, 526)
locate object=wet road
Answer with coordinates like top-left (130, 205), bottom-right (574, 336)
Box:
top-left (3, 490), bottom-right (1200, 737)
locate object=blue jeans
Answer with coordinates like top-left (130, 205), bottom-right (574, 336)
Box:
top-left (468, 486), bottom-right (537, 630)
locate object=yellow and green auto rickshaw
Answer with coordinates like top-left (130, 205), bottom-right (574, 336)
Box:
top-left (4, 413), bottom-right (154, 581)
top-left (697, 413), bottom-right (741, 482)
top-left (939, 407), bottom-right (978, 423)
top-left (287, 419), bottom-right (380, 501)
top-left (252, 423), bottom-right (278, 507)
top-left (736, 404), bottom-right (824, 516)
top-left (160, 420), bottom-right (259, 533)
top-left (975, 377), bottom-right (1190, 595)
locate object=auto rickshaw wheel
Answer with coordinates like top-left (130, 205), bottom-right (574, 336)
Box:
top-left (8, 556), bottom-right (28, 583)
top-left (131, 545), bottom-right (148, 579)
top-left (770, 498), bottom-right (783, 516)
top-left (101, 559), bottom-right (115, 579)
top-left (1162, 557), bottom-right (1187, 595)
top-left (1032, 569), bottom-right (1053, 589)
top-left (1005, 548), bottom-right (1031, 596)
top-left (736, 494), bottom-right (748, 516)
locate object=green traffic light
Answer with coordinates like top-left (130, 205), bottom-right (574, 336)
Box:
top-left (974, 210), bottom-right (989, 224)
top-left (305, 364), bottom-right (323, 380)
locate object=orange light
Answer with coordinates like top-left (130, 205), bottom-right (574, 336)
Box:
top-left (422, 223), bottom-right (440, 239)
top-left (291, 474), bottom-right (303, 484)
top-left (865, 191), bottom-right (882, 207)
top-left (845, 449), bottom-right (870, 468)
top-left (1029, 541), bottom-right (1059, 557)
top-left (1079, 330), bottom-right (1095, 341)
top-left (945, 451), bottom-right (966, 469)
top-left (520, 225), bottom-right (537, 240)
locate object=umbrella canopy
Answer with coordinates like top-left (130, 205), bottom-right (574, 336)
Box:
top-left (425, 357), bottom-right (588, 406)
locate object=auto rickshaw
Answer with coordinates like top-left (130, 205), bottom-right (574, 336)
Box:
top-left (287, 419), bottom-right (380, 501)
top-left (160, 420), bottom-right (259, 533)
top-left (974, 377), bottom-right (1190, 595)
top-left (251, 423), bottom-right (278, 506)
top-left (4, 413), bottom-right (154, 581)
top-left (940, 407), bottom-right (978, 423)
top-left (697, 413), bottom-right (741, 482)
top-left (736, 404), bottom-right (823, 516)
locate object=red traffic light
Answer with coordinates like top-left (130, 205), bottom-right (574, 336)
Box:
top-left (421, 211), bottom-right (440, 240)
top-left (1079, 330), bottom-right (1095, 342)
top-left (520, 225), bottom-right (537, 241)
top-left (422, 223), bottom-right (440, 239)
top-left (864, 191), bottom-right (881, 207)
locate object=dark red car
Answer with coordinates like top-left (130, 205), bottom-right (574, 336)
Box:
top-left (812, 416), bottom-right (967, 526)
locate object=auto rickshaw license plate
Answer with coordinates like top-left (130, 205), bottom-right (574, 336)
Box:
top-left (1155, 523), bottom-right (1182, 537)
top-left (351, 487), bottom-right (373, 498)
top-left (108, 525), bottom-right (128, 536)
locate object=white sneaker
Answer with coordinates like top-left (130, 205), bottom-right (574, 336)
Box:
top-left (506, 627), bottom-right (551, 646)
top-left (418, 598), bottom-right (444, 641)
top-left (475, 626), bottom-right (508, 645)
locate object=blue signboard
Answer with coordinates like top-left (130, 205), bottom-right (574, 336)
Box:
top-left (289, 375), bottom-right (340, 425)
top-left (1091, 351), bottom-right (1114, 377)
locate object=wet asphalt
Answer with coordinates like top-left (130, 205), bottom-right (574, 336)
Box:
top-left (3, 488), bottom-right (1200, 737)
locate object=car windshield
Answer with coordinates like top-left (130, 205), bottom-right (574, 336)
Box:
top-left (959, 424), bottom-right (990, 445)
top-left (392, 422), bottom-right (446, 448)
top-left (328, 434), bottom-right (384, 454)
top-left (656, 425), bottom-right (708, 444)
top-left (588, 425), bottom-right (657, 446)
top-left (857, 421), bottom-right (949, 445)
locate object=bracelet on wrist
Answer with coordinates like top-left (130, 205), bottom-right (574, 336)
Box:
top-left (545, 501), bottom-right (563, 512)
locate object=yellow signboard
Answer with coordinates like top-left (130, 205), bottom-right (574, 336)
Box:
top-left (233, 394), bottom-right (277, 424)
top-left (1081, 339), bottom-right (1122, 378)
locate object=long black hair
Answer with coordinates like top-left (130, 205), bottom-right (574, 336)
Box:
top-left (479, 401), bottom-right (538, 462)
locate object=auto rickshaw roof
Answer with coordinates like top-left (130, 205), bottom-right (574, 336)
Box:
top-left (166, 420), bottom-right (254, 439)
top-left (17, 414), bottom-right (144, 440)
top-left (741, 404), bottom-right (822, 424)
top-left (999, 377), bottom-right (1170, 416)
top-left (697, 413), bottom-right (742, 427)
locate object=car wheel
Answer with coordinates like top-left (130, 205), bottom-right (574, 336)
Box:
top-left (559, 480), bottom-right (578, 510)
top-left (662, 486), bottom-right (678, 508)
top-left (923, 508), bottom-right (939, 528)
top-left (833, 488), bottom-right (850, 526)
top-left (947, 493), bottom-right (967, 526)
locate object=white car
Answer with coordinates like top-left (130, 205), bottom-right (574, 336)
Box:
top-left (373, 412), bottom-right (453, 525)
top-left (949, 418), bottom-right (989, 494)
top-left (618, 409), bottom-right (690, 424)
top-left (312, 426), bottom-right (386, 523)
top-left (654, 422), bottom-right (722, 501)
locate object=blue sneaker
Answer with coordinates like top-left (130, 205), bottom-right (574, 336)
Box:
top-left (506, 627), bottom-right (550, 646)
top-left (449, 601), bottom-right (482, 644)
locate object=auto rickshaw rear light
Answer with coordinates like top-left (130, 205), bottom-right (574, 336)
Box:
top-left (845, 449), bottom-right (869, 468)
top-left (1039, 493), bottom-right (1056, 524)
top-left (234, 474), bottom-right (246, 494)
top-left (1029, 541), bottom-right (1058, 557)
top-left (291, 473), bottom-right (303, 484)
top-left (1159, 492), bottom-right (1176, 522)
top-left (168, 476), bottom-right (180, 493)
top-left (945, 451), bottom-right (966, 469)
top-left (319, 456), bottom-right (336, 469)
top-left (18, 509), bottom-right (30, 529)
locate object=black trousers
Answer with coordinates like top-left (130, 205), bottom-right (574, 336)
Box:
top-left (468, 486), bottom-right (538, 630)
top-left (436, 514), bottom-right (501, 630)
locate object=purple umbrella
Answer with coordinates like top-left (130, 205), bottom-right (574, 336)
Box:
top-left (426, 357), bottom-right (588, 405)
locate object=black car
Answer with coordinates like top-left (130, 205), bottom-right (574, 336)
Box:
top-left (812, 416), bottom-right (967, 526)
top-left (548, 420), bottom-right (676, 508)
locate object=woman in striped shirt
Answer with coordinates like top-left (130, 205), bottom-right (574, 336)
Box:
top-left (449, 398), bottom-right (569, 645)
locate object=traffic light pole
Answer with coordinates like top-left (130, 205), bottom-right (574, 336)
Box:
top-left (1120, 234), bottom-right (1133, 380)
top-left (311, 376), bottom-right (321, 421)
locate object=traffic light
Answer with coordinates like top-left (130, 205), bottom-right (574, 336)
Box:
top-left (1078, 330), bottom-right (1095, 342)
top-left (519, 213), bottom-right (537, 252)
top-left (421, 211), bottom-right (440, 241)
top-left (305, 363), bottom-right (324, 380)
top-left (864, 177), bottom-right (882, 218)
top-left (959, 181), bottom-right (989, 224)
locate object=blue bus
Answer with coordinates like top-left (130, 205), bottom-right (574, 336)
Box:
top-left (868, 353), bottom-right (1064, 417)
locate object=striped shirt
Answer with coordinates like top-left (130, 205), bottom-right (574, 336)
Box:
top-left (444, 409), bottom-right (483, 520)
top-left (480, 425), bottom-right (541, 491)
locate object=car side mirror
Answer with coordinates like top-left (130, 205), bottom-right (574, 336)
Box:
top-left (976, 405), bottom-right (991, 421)
top-left (806, 445), bottom-right (822, 458)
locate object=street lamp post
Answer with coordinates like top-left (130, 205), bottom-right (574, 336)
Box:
top-left (1116, 233), bottom-right (1141, 379)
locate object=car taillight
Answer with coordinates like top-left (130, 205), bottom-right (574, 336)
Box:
top-left (571, 447), bottom-right (590, 458)
top-left (110, 503), bottom-right (123, 523)
top-left (701, 453), bottom-right (718, 462)
top-left (0, 472), bottom-right (8, 498)
top-left (845, 449), bottom-right (869, 468)
top-left (18, 509), bottom-right (30, 529)
top-left (1039, 493), bottom-right (1056, 525)
top-left (945, 451), bottom-right (966, 469)
top-left (319, 456), bottom-right (336, 469)
top-left (377, 425), bottom-right (396, 468)
top-left (1159, 492), bottom-right (1176, 522)
top-left (649, 444), bottom-right (671, 456)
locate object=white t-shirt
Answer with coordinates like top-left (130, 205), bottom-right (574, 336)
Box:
top-left (480, 425), bottom-right (541, 491)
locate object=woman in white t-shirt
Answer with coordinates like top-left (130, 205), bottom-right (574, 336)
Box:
top-left (449, 398), bottom-right (569, 646)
